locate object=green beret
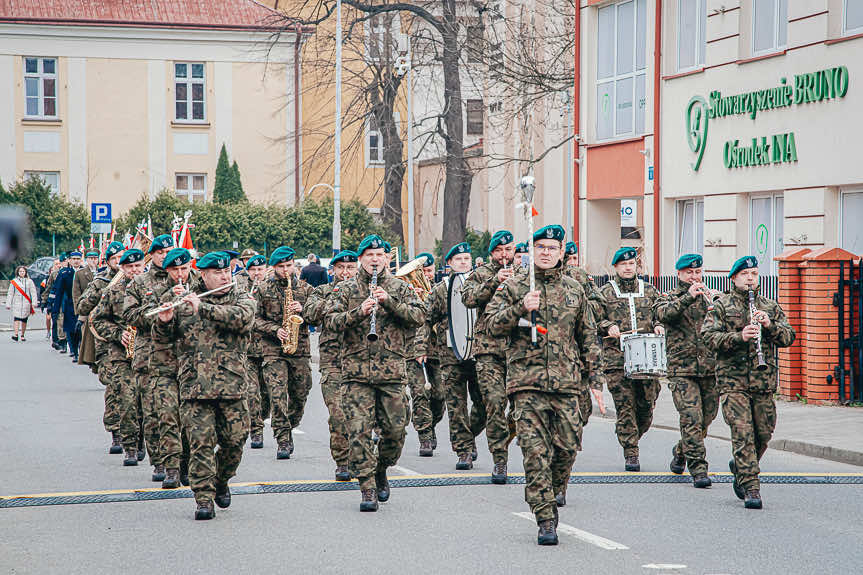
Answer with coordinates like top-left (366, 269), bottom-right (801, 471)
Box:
top-left (331, 250), bottom-right (358, 265)
top-left (729, 255), bottom-right (759, 278)
top-left (417, 252), bottom-right (434, 267)
top-left (534, 225), bottom-right (565, 243)
top-left (105, 242), bottom-right (124, 258)
top-left (268, 246), bottom-right (296, 267)
top-left (68, 251), bottom-right (82, 258)
top-left (85, 250), bottom-right (99, 258)
top-left (58, 252), bottom-right (68, 262)
top-left (612, 247), bottom-right (637, 265)
top-left (358, 234), bottom-right (386, 255)
top-left (445, 242), bottom-right (471, 262)
top-left (565, 241), bottom-right (578, 255)
top-left (148, 234), bottom-right (175, 254)
top-left (675, 253), bottom-right (703, 270)
top-left (119, 249), bottom-right (144, 265)
top-left (246, 254), bottom-right (266, 268)
top-left (514, 243), bottom-right (528, 254)
top-left (488, 230), bottom-right (514, 253)
top-left (163, 248), bottom-right (191, 268)
top-left (197, 251), bottom-right (232, 270)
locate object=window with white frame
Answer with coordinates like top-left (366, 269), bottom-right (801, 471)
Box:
top-left (676, 198), bottom-right (704, 259)
top-left (23, 171), bottom-right (60, 196)
top-left (366, 113), bottom-right (384, 166)
top-left (677, 0), bottom-right (706, 71)
top-left (752, 0), bottom-right (787, 55)
top-left (175, 173), bottom-right (206, 203)
top-left (845, 0), bottom-right (863, 35)
top-left (24, 57), bottom-right (57, 118)
top-left (841, 190), bottom-right (863, 255)
top-left (365, 14), bottom-right (401, 64)
top-left (174, 62), bottom-right (206, 122)
top-left (750, 194), bottom-right (784, 274)
top-left (466, 100), bottom-right (484, 135)
top-left (596, 0), bottom-right (647, 140)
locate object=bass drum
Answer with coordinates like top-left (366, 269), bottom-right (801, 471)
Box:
top-left (447, 272), bottom-right (476, 362)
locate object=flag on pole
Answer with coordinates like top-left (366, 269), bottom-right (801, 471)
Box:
top-left (78, 239), bottom-right (85, 253)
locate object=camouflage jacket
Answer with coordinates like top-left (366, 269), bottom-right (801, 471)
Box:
top-left (153, 284), bottom-right (256, 400)
top-left (245, 279), bottom-right (265, 359)
top-left (598, 275), bottom-right (663, 371)
top-left (701, 286), bottom-right (795, 394)
top-left (149, 274), bottom-right (204, 378)
top-left (654, 281), bottom-right (716, 377)
top-left (486, 264), bottom-right (605, 395)
top-left (80, 268), bottom-right (118, 360)
top-left (324, 267), bottom-right (424, 385)
top-left (122, 265), bottom-right (172, 372)
top-left (418, 273), bottom-right (468, 367)
top-left (564, 266), bottom-right (606, 321)
top-left (461, 260), bottom-right (506, 357)
top-left (42, 268), bottom-right (59, 306)
top-left (72, 266), bottom-right (95, 319)
top-left (254, 274), bottom-right (313, 360)
top-left (90, 276), bottom-right (132, 364)
top-left (305, 279), bottom-right (341, 370)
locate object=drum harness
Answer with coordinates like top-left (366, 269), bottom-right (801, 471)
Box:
top-left (609, 278), bottom-right (644, 350)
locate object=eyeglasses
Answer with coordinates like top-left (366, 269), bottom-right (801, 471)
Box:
top-left (534, 244), bottom-right (560, 253)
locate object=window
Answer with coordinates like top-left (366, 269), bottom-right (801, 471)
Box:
top-left (752, 0), bottom-right (787, 55)
top-left (466, 100), bottom-right (484, 135)
top-left (750, 194), bottom-right (784, 274)
top-left (596, 0), bottom-right (647, 140)
top-left (841, 190), bottom-right (863, 255)
top-left (175, 173), bottom-right (206, 203)
top-left (366, 113), bottom-right (384, 166)
top-left (24, 57), bottom-right (57, 118)
top-left (23, 171), bottom-right (60, 196)
top-left (174, 62), bottom-right (206, 122)
top-left (466, 25), bottom-right (484, 63)
top-left (677, 0), bottom-right (706, 71)
top-left (676, 198), bottom-right (704, 259)
top-left (845, 0), bottom-right (863, 35)
top-left (365, 14), bottom-right (401, 64)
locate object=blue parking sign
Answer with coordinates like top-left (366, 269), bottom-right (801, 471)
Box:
top-left (91, 203), bottom-right (111, 223)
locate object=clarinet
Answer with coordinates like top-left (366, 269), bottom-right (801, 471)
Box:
top-left (367, 265), bottom-right (379, 342)
top-left (748, 289), bottom-right (768, 371)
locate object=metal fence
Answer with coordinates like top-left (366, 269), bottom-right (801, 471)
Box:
top-left (590, 274), bottom-right (779, 301)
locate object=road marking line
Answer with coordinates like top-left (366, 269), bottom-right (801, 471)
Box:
top-left (391, 465), bottom-right (420, 476)
top-left (292, 430), bottom-right (306, 435)
top-left (643, 564), bottom-right (687, 570)
top-left (512, 512), bottom-right (629, 550)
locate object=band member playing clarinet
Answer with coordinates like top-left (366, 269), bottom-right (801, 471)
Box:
top-left (654, 254), bottom-right (718, 488)
top-left (325, 235), bottom-right (423, 512)
top-left (702, 256), bottom-right (795, 509)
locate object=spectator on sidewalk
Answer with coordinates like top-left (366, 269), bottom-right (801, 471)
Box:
top-left (300, 253), bottom-right (329, 287)
top-left (6, 265), bottom-right (39, 341)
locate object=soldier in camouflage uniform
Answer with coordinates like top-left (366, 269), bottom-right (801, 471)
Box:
top-left (245, 255), bottom-right (270, 449)
top-left (44, 255), bottom-right (66, 350)
top-left (153, 251), bottom-right (256, 520)
top-left (254, 246), bottom-right (314, 460)
top-left (325, 235), bottom-right (424, 512)
top-left (487, 225), bottom-right (604, 546)
top-left (702, 256), bottom-right (795, 509)
top-left (461, 231), bottom-right (516, 483)
top-left (123, 234), bottom-right (175, 483)
top-left (421, 242), bottom-right (487, 471)
top-left (73, 250), bottom-right (99, 369)
top-left (78, 242), bottom-right (124, 453)
top-left (598, 247), bottom-right (665, 472)
top-left (91, 249), bottom-right (147, 467)
top-left (305, 250), bottom-right (358, 481)
top-left (654, 253), bottom-right (719, 488)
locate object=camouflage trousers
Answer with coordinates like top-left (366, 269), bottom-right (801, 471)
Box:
top-left (721, 391), bottom-right (776, 492)
top-left (407, 359), bottom-right (445, 442)
top-left (476, 354), bottom-right (509, 463)
top-left (97, 356), bottom-right (121, 433)
top-left (512, 391), bottom-right (581, 523)
top-left (262, 357), bottom-right (312, 445)
top-left (341, 381), bottom-right (407, 490)
top-left (152, 372), bottom-right (190, 471)
top-left (135, 369), bottom-right (162, 467)
top-left (669, 376), bottom-right (719, 475)
top-left (320, 368), bottom-right (350, 467)
top-left (180, 398), bottom-right (249, 505)
top-left (246, 356), bottom-right (269, 437)
top-left (110, 359), bottom-right (141, 452)
top-left (607, 371), bottom-right (661, 458)
top-left (576, 383), bottom-right (593, 451)
top-left (440, 360), bottom-right (487, 455)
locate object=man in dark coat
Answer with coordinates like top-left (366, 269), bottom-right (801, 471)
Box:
top-left (52, 251), bottom-right (83, 360)
top-left (300, 253), bottom-right (329, 288)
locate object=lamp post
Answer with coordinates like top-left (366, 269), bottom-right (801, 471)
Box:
top-left (307, 182), bottom-right (335, 199)
top-left (332, 0), bottom-right (343, 256)
top-left (396, 44), bottom-right (414, 260)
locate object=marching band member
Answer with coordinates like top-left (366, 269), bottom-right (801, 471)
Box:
top-left (245, 254), bottom-right (270, 449)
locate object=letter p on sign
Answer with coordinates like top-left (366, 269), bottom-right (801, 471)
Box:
top-left (91, 203), bottom-right (112, 223)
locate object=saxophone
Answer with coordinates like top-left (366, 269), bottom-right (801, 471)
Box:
top-left (124, 326), bottom-right (137, 359)
top-left (281, 278), bottom-right (304, 354)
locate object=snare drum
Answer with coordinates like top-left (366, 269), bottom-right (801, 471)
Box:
top-left (622, 334), bottom-right (667, 379)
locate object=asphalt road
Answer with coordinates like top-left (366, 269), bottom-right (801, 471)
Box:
top-left (1, 331), bottom-right (861, 575)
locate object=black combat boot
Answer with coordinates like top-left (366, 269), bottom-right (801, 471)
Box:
top-left (151, 465), bottom-right (166, 482)
top-left (214, 482), bottom-right (231, 509)
top-left (250, 434), bottom-right (263, 449)
top-left (419, 440), bottom-right (433, 457)
top-left (109, 432), bottom-right (123, 454)
top-left (431, 435), bottom-right (437, 450)
top-left (729, 460), bottom-right (745, 500)
top-left (288, 436), bottom-right (294, 455)
top-left (470, 446), bottom-right (478, 461)
top-left (692, 473), bottom-right (712, 488)
top-left (744, 489), bottom-right (763, 509)
top-left (455, 453), bottom-right (473, 470)
top-left (136, 449), bottom-right (145, 462)
top-left (180, 459), bottom-right (190, 486)
top-left (162, 468), bottom-right (180, 489)
top-left (625, 455), bottom-right (640, 472)
top-left (537, 519), bottom-right (559, 546)
top-left (276, 443), bottom-right (291, 460)
top-left (375, 468), bottom-right (390, 502)
top-left (491, 461), bottom-right (507, 485)
top-left (195, 500), bottom-right (215, 520)
top-left (123, 449), bottom-right (138, 467)
top-left (555, 492), bottom-right (567, 507)
top-left (360, 488), bottom-right (379, 512)
top-left (670, 447), bottom-right (686, 474)
top-left (335, 465), bottom-right (351, 482)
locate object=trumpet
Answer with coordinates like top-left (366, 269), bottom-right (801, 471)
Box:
top-left (144, 280), bottom-right (237, 317)
top-left (367, 265), bottom-right (379, 342)
top-left (748, 289), bottom-right (768, 371)
top-left (693, 282), bottom-right (721, 311)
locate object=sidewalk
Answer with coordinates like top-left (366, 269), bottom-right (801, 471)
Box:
top-left (596, 386), bottom-right (863, 467)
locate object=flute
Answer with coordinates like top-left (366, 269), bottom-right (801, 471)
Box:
top-left (145, 280), bottom-right (237, 317)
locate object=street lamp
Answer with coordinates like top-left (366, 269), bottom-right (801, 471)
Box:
top-left (306, 182), bottom-right (335, 199)
top-left (395, 45), bottom-right (414, 260)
